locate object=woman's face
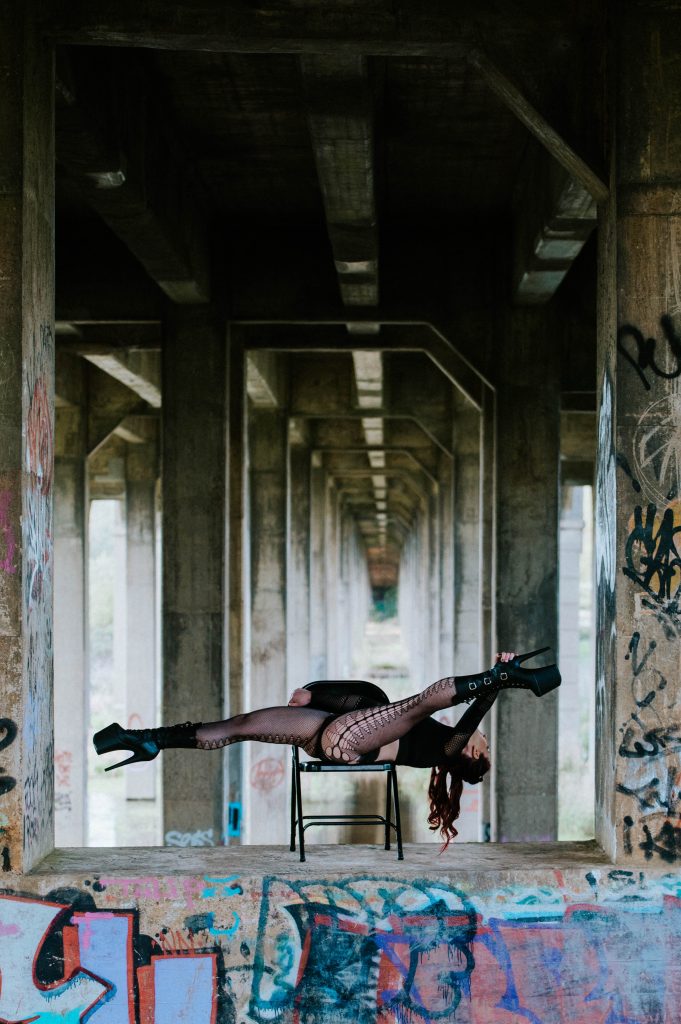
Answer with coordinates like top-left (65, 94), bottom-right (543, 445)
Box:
top-left (462, 728), bottom-right (489, 763)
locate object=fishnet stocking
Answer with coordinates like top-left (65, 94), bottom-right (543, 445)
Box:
top-left (320, 674), bottom-right (475, 762)
top-left (195, 706), bottom-right (332, 759)
top-left (194, 676), bottom-right (496, 766)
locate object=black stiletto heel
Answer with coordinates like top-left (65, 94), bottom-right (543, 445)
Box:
top-left (498, 648), bottom-right (561, 697)
top-left (93, 721), bottom-right (198, 771)
top-left (454, 648), bottom-right (561, 699)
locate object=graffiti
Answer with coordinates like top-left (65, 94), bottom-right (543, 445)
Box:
top-left (22, 322), bottom-right (54, 864)
top-left (616, 452), bottom-right (641, 493)
top-left (165, 828), bottom-right (215, 847)
top-left (3, 876), bottom-right (681, 1022)
top-left (250, 755), bottom-right (285, 792)
top-left (640, 818), bottom-right (681, 862)
top-left (0, 719), bottom-right (17, 798)
top-left (623, 502), bottom-right (681, 619)
top-left (618, 314), bottom-right (681, 390)
top-left (632, 394), bottom-right (681, 506)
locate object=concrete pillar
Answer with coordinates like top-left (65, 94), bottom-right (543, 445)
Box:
top-left (226, 328), bottom-right (246, 843)
top-left (54, 356), bottom-right (88, 845)
top-left (162, 305), bottom-right (227, 847)
top-left (438, 453), bottom-right (455, 676)
top-left (0, 6), bottom-right (54, 872)
top-left (112, 499), bottom-right (127, 724)
top-left (324, 478), bottom-right (341, 676)
top-left (494, 307), bottom-right (560, 842)
top-left (454, 407), bottom-right (483, 675)
top-left (596, 8), bottom-right (681, 862)
top-left (309, 454), bottom-right (327, 679)
top-left (287, 434), bottom-right (311, 688)
top-left (125, 437), bottom-right (159, 801)
top-left (245, 406), bottom-right (288, 843)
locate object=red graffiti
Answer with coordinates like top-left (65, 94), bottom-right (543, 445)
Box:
top-left (250, 756), bottom-right (285, 792)
top-left (26, 376), bottom-right (53, 497)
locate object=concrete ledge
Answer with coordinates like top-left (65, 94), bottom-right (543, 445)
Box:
top-left (4, 841), bottom-right (681, 1022)
top-left (32, 840), bottom-right (609, 877)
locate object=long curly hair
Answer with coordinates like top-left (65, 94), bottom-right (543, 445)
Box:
top-left (427, 753), bottom-right (491, 850)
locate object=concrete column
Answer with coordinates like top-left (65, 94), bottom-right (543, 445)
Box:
top-left (226, 328), bottom-right (246, 843)
top-left (54, 356), bottom-right (88, 845)
top-left (309, 454), bottom-right (327, 679)
top-left (494, 307), bottom-right (560, 842)
top-left (438, 453), bottom-right (455, 676)
top-left (112, 499), bottom-right (127, 724)
top-left (125, 437), bottom-right (159, 801)
top-left (596, 8), bottom-right (681, 862)
top-left (287, 434), bottom-right (311, 688)
top-left (162, 305), bottom-right (227, 847)
top-left (245, 406), bottom-right (288, 843)
top-left (324, 476), bottom-right (340, 676)
top-left (0, 6), bottom-right (54, 872)
top-left (454, 406), bottom-right (483, 675)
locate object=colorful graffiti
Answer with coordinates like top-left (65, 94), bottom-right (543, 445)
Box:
top-left (22, 322), bottom-right (55, 866)
top-left (2, 872), bottom-right (681, 1023)
top-left (617, 313), bottom-right (681, 862)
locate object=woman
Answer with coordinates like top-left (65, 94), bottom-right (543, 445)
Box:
top-left (94, 648), bottom-right (560, 846)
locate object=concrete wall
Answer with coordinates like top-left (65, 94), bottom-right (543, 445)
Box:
top-left (1, 851), bottom-right (680, 1023)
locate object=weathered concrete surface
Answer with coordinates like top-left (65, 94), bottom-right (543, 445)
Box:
top-left (54, 355), bottom-right (88, 845)
top-left (125, 437), bottom-right (159, 800)
top-left (245, 405), bottom-right (289, 843)
top-left (495, 307), bottom-right (560, 843)
top-left (162, 305), bottom-right (227, 844)
top-left (595, 7), bottom-right (681, 864)
top-left (2, 844), bottom-right (679, 1023)
top-left (0, 5), bottom-right (55, 873)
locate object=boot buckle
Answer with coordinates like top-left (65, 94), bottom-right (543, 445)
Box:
top-left (484, 676), bottom-right (492, 686)
top-left (500, 671), bottom-right (508, 681)
top-left (469, 681), bottom-right (478, 691)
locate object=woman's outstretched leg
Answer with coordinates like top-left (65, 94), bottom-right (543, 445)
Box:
top-left (195, 706), bottom-right (331, 757)
top-left (94, 705), bottom-right (333, 769)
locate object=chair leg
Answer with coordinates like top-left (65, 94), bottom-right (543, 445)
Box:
top-left (391, 767), bottom-right (404, 860)
top-left (295, 758), bottom-right (306, 863)
top-left (384, 770), bottom-right (392, 850)
top-left (290, 757), bottom-right (297, 852)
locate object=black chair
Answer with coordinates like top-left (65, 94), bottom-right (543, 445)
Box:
top-left (290, 680), bottom-right (404, 862)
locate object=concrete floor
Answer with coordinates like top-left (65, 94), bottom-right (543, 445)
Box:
top-left (38, 839), bottom-right (608, 877)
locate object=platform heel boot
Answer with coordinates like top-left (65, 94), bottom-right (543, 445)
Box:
top-left (93, 721), bottom-right (200, 771)
top-left (453, 648), bottom-right (561, 700)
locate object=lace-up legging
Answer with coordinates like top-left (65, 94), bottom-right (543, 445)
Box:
top-left (195, 675), bottom-right (490, 764)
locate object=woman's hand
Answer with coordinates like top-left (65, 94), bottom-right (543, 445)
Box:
top-left (496, 651), bottom-right (516, 663)
top-left (288, 688), bottom-right (312, 707)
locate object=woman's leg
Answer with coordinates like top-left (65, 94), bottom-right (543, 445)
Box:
top-left (195, 706), bottom-right (332, 759)
top-left (320, 674), bottom-right (470, 763)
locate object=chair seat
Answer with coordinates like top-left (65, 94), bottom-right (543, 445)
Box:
top-left (298, 760), bottom-right (395, 773)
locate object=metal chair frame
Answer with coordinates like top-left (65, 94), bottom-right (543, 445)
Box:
top-left (289, 680), bottom-right (404, 862)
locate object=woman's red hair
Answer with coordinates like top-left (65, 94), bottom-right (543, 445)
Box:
top-left (428, 753), bottom-right (491, 850)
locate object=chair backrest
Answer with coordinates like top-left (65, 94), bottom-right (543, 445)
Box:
top-left (304, 679), bottom-right (389, 705)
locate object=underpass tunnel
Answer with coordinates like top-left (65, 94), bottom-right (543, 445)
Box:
top-left (48, 38), bottom-right (601, 851)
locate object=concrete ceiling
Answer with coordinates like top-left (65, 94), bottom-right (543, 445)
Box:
top-left (51, 1), bottom-right (603, 588)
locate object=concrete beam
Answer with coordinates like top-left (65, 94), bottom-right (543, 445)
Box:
top-left (83, 351), bottom-right (161, 408)
top-left (301, 55), bottom-right (378, 307)
top-left (513, 141), bottom-right (597, 304)
top-left (48, 4), bottom-right (578, 61)
top-left (244, 322), bottom-right (488, 409)
top-left (56, 52), bottom-right (209, 303)
top-left (469, 48), bottom-right (608, 203)
top-left (86, 364), bottom-right (150, 456)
